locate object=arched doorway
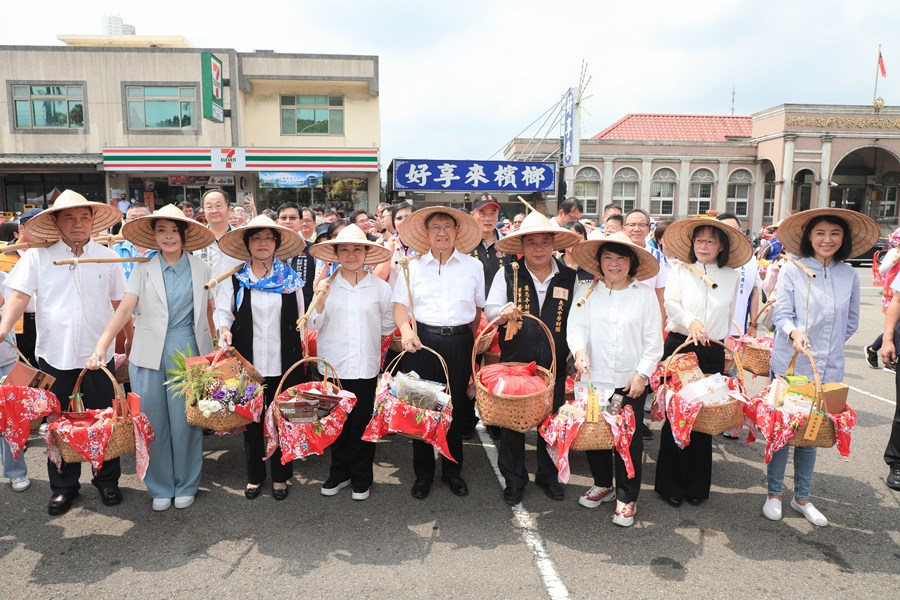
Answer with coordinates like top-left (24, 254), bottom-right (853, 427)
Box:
top-left (791, 168), bottom-right (817, 213)
top-left (831, 146), bottom-right (900, 233)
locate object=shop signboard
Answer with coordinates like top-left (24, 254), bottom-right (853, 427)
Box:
top-left (391, 159), bottom-right (556, 193)
top-left (102, 148), bottom-right (379, 172)
top-left (562, 87), bottom-right (580, 167)
top-left (259, 171), bottom-right (324, 189)
top-left (201, 52), bottom-right (224, 123)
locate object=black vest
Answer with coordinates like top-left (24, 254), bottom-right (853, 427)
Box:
top-left (498, 257), bottom-right (575, 381)
top-left (287, 250), bottom-right (316, 311)
top-left (230, 276), bottom-right (303, 384)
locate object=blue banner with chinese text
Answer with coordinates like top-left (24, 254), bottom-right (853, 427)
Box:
top-left (392, 159), bottom-right (557, 193)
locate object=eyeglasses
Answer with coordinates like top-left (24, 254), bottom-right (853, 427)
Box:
top-left (693, 238), bottom-right (720, 246)
top-left (624, 223), bottom-right (649, 229)
top-left (300, 218), bottom-right (315, 223)
top-left (429, 225), bottom-right (456, 233)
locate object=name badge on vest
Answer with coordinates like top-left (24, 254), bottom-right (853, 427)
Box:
top-left (552, 287), bottom-right (569, 301)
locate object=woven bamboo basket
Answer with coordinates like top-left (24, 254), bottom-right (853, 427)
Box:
top-left (664, 339), bottom-right (744, 435)
top-left (785, 347), bottom-right (837, 448)
top-left (739, 299), bottom-right (775, 376)
top-left (474, 325), bottom-right (496, 355)
top-left (183, 349), bottom-right (256, 431)
top-left (570, 419), bottom-right (615, 451)
top-left (483, 351), bottom-right (500, 365)
top-left (270, 356), bottom-right (342, 423)
top-left (383, 346), bottom-right (452, 442)
top-left (115, 357), bottom-right (130, 384)
top-left (472, 313), bottom-right (554, 433)
top-left (57, 366), bottom-right (136, 463)
top-left (0, 339), bottom-right (52, 433)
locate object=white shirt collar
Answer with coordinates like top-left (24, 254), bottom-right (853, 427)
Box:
top-left (420, 248), bottom-right (462, 265)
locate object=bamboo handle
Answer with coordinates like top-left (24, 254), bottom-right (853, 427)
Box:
top-left (674, 260), bottom-right (718, 289)
top-left (204, 263), bottom-right (245, 290)
top-left (53, 256), bottom-right (152, 266)
top-left (296, 267), bottom-right (341, 331)
top-left (782, 255), bottom-right (816, 278)
top-left (2, 241), bottom-right (55, 253)
top-left (576, 279), bottom-right (599, 307)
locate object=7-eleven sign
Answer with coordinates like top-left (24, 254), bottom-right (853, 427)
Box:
top-left (213, 148), bottom-right (243, 169)
top-left (201, 52), bottom-right (225, 123)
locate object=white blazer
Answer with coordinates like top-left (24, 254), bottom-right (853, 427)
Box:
top-left (127, 253), bottom-right (215, 369)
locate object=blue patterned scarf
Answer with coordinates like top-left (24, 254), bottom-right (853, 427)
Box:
top-left (234, 258), bottom-right (304, 309)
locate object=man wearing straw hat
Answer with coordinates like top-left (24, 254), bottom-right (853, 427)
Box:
top-left (0, 190), bottom-right (126, 516)
top-left (393, 206), bottom-right (484, 499)
top-left (484, 209), bottom-right (581, 504)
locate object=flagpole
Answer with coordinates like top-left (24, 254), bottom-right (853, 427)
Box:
top-left (874, 43), bottom-right (882, 105)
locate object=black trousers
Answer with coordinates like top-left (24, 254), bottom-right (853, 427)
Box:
top-left (401, 327), bottom-right (474, 482)
top-left (885, 366), bottom-right (900, 466)
top-left (498, 376), bottom-right (565, 488)
top-left (328, 376), bottom-right (378, 492)
top-left (586, 386), bottom-right (646, 503)
top-left (653, 332), bottom-right (724, 501)
top-left (42, 357), bottom-right (120, 496)
top-left (245, 375), bottom-right (293, 485)
top-left (19, 313), bottom-right (37, 367)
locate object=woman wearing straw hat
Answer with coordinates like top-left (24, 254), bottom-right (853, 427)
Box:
top-left (307, 224), bottom-right (395, 501)
top-left (0, 190), bottom-right (125, 516)
top-left (88, 205), bottom-right (216, 511)
top-left (485, 210), bottom-right (581, 505)
top-left (215, 215), bottom-right (306, 501)
top-left (567, 232), bottom-right (663, 526)
top-left (654, 217), bottom-right (752, 508)
top-left (764, 208), bottom-right (876, 526)
top-left (392, 206), bottom-right (484, 499)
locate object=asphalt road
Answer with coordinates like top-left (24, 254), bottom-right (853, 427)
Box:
top-left (2, 266), bottom-right (898, 599)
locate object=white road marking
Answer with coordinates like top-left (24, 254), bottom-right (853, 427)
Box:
top-left (476, 425), bottom-right (570, 600)
top-left (847, 384), bottom-right (896, 406)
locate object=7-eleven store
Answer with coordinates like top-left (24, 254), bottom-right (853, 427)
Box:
top-left (102, 147), bottom-right (380, 212)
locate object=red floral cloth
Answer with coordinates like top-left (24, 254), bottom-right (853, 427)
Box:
top-left (46, 407), bottom-right (155, 479)
top-left (663, 379), bottom-right (750, 449)
top-left (539, 399), bottom-right (636, 483)
top-left (362, 373), bottom-right (455, 462)
top-left (234, 389), bottom-right (265, 423)
top-left (263, 382), bottom-right (357, 462)
top-left (0, 385), bottom-right (59, 458)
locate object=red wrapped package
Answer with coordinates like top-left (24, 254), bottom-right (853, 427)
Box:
top-left (479, 362), bottom-right (546, 396)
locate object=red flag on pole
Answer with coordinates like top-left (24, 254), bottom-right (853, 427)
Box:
top-left (879, 51), bottom-right (887, 77)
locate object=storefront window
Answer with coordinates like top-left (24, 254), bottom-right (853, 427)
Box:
top-left (2, 172), bottom-right (103, 212)
top-left (256, 174), bottom-right (367, 213)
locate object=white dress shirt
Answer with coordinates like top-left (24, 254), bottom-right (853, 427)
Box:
top-left (215, 270), bottom-right (306, 377)
top-left (485, 260), bottom-right (560, 320)
top-left (639, 243), bottom-right (669, 289)
top-left (730, 256), bottom-right (762, 336)
top-left (6, 239), bottom-right (124, 369)
top-left (391, 249), bottom-right (485, 327)
top-left (308, 272), bottom-right (395, 379)
top-left (664, 261), bottom-right (739, 342)
top-left (567, 279), bottom-right (663, 388)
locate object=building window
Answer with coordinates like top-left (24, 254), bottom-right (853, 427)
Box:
top-left (574, 167), bottom-right (601, 215)
top-left (12, 84), bottom-right (84, 128)
top-left (881, 173), bottom-right (899, 220)
top-left (689, 168), bottom-right (715, 215)
top-left (726, 169), bottom-right (753, 217)
top-left (281, 96), bottom-right (344, 135)
top-left (612, 167), bottom-right (639, 212)
top-left (126, 86), bottom-right (197, 130)
top-left (650, 168), bottom-right (677, 217)
top-left (763, 170), bottom-right (776, 218)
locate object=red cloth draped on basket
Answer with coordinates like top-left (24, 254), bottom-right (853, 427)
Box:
top-left (45, 401), bottom-right (154, 479)
top-left (263, 382), bottom-right (357, 462)
top-left (726, 336), bottom-right (774, 361)
top-left (233, 390), bottom-right (265, 423)
top-left (539, 402), bottom-right (636, 483)
top-left (664, 384), bottom-right (751, 449)
top-left (362, 373), bottom-right (455, 462)
top-left (479, 362), bottom-right (546, 396)
top-left (0, 386), bottom-right (59, 458)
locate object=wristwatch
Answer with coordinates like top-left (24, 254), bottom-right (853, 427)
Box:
top-left (636, 371), bottom-right (649, 382)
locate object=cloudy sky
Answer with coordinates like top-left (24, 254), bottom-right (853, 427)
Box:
top-left (5, 1), bottom-right (900, 167)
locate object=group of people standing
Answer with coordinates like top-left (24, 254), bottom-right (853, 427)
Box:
top-left (0, 188), bottom-right (881, 530)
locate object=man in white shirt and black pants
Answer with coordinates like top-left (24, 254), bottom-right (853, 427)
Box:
top-left (393, 207), bottom-right (485, 499)
top-left (0, 191), bottom-right (126, 516)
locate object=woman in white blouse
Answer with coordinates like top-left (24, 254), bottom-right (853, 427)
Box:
top-left (307, 225), bottom-right (395, 501)
top-left (567, 232), bottom-right (663, 527)
top-left (654, 218), bottom-right (752, 508)
top-left (216, 216), bottom-right (306, 501)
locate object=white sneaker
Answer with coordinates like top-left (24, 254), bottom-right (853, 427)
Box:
top-left (762, 497), bottom-right (782, 521)
top-left (790, 498), bottom-right (828, 526)
top-left (578, 485), bottom-right (616, 509)
top-left (612, 500), bottom-right (635, 527)
top-left (152, 498), bottom-right (172, 511)
top-left (321, 479), bottom-right (350, 496)
top-left (38, 422), bottom-right (48, 434)
top-left (174, 495), bottom-right (194, 509)
top-left (351, 488), bottom-right (370, 501)
top-left (11, 477), bottom-right (31, 492)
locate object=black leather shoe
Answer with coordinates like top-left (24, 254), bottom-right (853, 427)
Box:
top-left (887, 464), bottom-right (900, 490)
top-left (272, 486), bottom-right (288, 501)
top-left (685, 496), bottom-right (705, 506)
top-left (411, 479), bottom-right (431, 499)
top-left (642, 425), bottom-right (654, 440)
top-left (99, 486), bottom-right (123, 507)
top-left (48, 493), bottom-right (77, 516)
top-left (461, 423), bottom-right (477, 440)
top-left (245, 485), bottom-right (262, 500)
top-left (487, 426), bottom-right (502, 441)
top-left (443, 477), bottom-right (469, 497)
top-left (503, 486), bottom-right (523, 505)
top-left (535, 479), bottom-right (564, 501)
top-left (664, 496), bottom-right (683, 507)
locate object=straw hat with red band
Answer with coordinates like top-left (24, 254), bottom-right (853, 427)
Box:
top-left (218, 215), bottom-right (306, 261)
top-left (775, 207), bottom-right (880, 258)
top-left (570, 231), bottom-right (660, 281)
top-left (27, 189), bottom-right (122, 241)
top-left (309, 224), bottom-right (392, 266)
top-left (496, 209), bottom-right (582, 254)
top-left (121, 204), bottom-right (215, 252)
top-left (663, 217), bottom-right (753, 269)
top-left (397, 206), bottom-right (482, 254)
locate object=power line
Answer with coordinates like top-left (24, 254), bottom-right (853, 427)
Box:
top-left (487, 97), bottom-right (564, 160)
